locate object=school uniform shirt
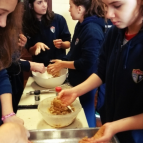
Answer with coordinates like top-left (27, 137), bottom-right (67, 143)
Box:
top-left (0, 69), bottom-right (12, 124)
top-left (63, 16), bottom-right (105, 127)
top-left (97, 25), bottom-right (143, 143)
top-left (26, 13), bottom-right (71, 66)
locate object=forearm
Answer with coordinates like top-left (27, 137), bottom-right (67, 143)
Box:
top-left (112, 113), bottom-right (143, 134)
top-left (1, 93), bottom-right (13, 116)
top-left (73, 74), bottom-right (102, 97)
top-left (61, 61), bottom-right (75, 69)
top-left (61, 41), bottom-right (70, 49)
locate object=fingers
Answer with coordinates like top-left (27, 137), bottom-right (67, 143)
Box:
top-left (35, 47), bottom-right (41, 55)
top-left (19, 34), bottom-right (27, 41)
top-left (18, 34), bottom-right (27, 47)
top-left (53, 39), bottom-right (62, 49)
top-left (41, 45), bottom-right (46, 51)
top-left (44, 45), bottom-right (50, 50)
top-left (41, 67), bottom-right (46, 73)
top-left (35, 45), bottom-right (49, 55)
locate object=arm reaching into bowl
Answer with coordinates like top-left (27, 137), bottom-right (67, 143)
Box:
top-left (20, 59), bottom-right (46, 73)
top-left (79, 126), bottom-right (105, 143)
top-left (29, 62), bottom-right (45, 73)
top-left (79, 113), bottom-right (143, 143)
top-left (47, 59), bottom-right (75, 76)
top-left (57, 74), bottom-right (102, 106)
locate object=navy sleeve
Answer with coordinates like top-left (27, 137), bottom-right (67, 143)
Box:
top-left (0, 69), bottom-right (12, 95)
top-left (58, 15), bottom-right (71, 42)
top-left (96, 26), bottom-right (115, 83)
top-left (7, 60), bottom-right (30, 74)
top-left (20, 60), bottom-right (30, 72)
top-left (74, 26), bottom-right (104, 70)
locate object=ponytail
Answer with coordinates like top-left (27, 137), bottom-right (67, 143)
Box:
top-left (71, 0), bottom-right (105, 18)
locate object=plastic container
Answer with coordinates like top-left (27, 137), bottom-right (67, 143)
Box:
top-left (34, 90), bottom-right (40, 105)
top-left (55, 87), bottom-right (62, 96)
top-left (38, 96), bottom-right (82, 128)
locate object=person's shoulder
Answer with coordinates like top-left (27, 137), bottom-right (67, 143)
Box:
top-left (53, 13), bottom-right (65, 21)
top-left (84, 22), bottom-right (104, 37)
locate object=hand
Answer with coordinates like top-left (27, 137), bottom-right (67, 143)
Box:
top-left (84, 123), bottom-right (115, 143)
top-left (18, 34), bottom-right (27, 47)
top-left (47, 60), bottom-right (63, 75)
top-left (3, 115), bottom-right (24, 125)
top-left (57, 88), bottom-right (78, 106)
top-left (30, 62), bottom-right (46, 73)
top-left (34, 42), bottom-right (50, 55)
top-left (0, 122), bottom-right (30, 143)
top-left (53, 39), bottom-right (63, 49)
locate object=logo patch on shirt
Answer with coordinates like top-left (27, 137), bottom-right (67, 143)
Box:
top-left (132, 69), bottom-right (143, 83)
top-left (75, 38), bottom-right (79, 45)
top-left (50, 26), bottom-right (55, 33)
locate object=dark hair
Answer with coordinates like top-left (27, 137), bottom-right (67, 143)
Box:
top-left (71, 0), bottom-right (105, 18)
top-left (23, 0), bottom-right (54, 37)
top-left (0, 2), bottom-right (23, 70)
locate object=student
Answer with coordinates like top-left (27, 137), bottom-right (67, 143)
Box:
top-left (0, 0), bottom-right (29, 142)
top-left (23, 0), bottom-right (71, 66)
top-left (7, 34), bottom-right (46, 113)
top-left (56, 0), bottom-right (143, 142)
top-left (47, 0), bottom-right (105, 127)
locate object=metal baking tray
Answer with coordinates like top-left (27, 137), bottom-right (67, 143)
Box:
top-left (29, 128), bottom-right (120, 143)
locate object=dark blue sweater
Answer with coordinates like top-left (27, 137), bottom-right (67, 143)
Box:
top-left (0, 69), bottom-right (12, 95)
top-left (0, 69), bottom-right (12, 124)
top-left (97, 26), bottom-right (143, 143)
top-left (26, 13), bottom-right (71, 66)
top-left (63, 16), bottom-right (105, 86)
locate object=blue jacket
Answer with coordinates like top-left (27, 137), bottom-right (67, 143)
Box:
top-left (97, 26), bottom-right (143, 143)
top-left (63, 16), bottom-right (105, 86)
top-left (0, 69), bottom-right (12, 95)
top-left (26, 13), bottom-right (71, 66)
top-left (0, 69), bottom-right (12, 124)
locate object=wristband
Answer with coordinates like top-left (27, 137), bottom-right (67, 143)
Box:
top-left (1, 112), bottom-right (15, 121)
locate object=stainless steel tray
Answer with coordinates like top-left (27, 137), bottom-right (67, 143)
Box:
top-left (29, 128), bottom-right (119, 143)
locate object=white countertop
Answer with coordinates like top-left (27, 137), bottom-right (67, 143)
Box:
top-left (17, 77), bottom-right (88, 130)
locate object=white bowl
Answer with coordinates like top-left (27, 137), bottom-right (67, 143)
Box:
top-left (38, 96), bottom-right (82, 128)
top-left (32, 68), bottom-right (68, 88)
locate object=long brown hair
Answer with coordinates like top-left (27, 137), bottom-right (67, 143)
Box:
top-left (71, 0), bottom-right (105, 18)
top-left (0, 2), bottom-right (23, 70)
top-left (23, 0), bottom-right (54, 37)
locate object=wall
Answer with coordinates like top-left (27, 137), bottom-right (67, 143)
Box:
top-left (52, 0), bottom-right (77, 38)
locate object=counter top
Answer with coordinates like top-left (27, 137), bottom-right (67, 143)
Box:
top-left (17, 77), bottom-right (88, 130)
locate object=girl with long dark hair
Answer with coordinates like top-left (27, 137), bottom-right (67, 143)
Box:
top-left (23, 0), bottom-right (71, 66)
